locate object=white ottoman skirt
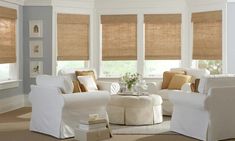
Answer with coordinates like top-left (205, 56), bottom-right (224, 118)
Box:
top-left (107, 94), bottom-right (163, 125)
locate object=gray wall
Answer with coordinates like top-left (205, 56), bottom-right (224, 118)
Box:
top-left (227, 3), bottom-right (235, 74)
top-left (23, 6), bottom-right (53, 93)
top-left (0, 6), bottom-right (24, 98)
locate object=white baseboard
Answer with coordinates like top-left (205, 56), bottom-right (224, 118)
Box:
top-left (0, 94), bottom-right (25, 114)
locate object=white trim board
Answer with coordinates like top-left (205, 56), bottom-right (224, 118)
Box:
top-left (1, 0), bottom-right (24, 5)
top-left (0, 94), bottom-right (25, 114)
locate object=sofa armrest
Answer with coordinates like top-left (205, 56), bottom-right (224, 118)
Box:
top-left (96, 81), bottom-right (120, 95)
top-left (147, 81), bottom-right (163, 94)
top-left (62, 91), bottom-right (110, 108)
top-left (168, 91), bottom-right (206, 109)
top-left (29, 85), bottom-right (64, 108)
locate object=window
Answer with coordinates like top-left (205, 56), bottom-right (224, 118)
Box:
top-left (0, 64), bottom-right (10, 81)
top-left (57, 13), bottom-right (89, 71)
top-left (101, 61), bottom-right (137, 77)
top-left (192, 11), bottom-right (222, 74)
top-left (57, 61), bottom-right (87, 73)
top-left (144, 14), bottom-right (182, 77)
top-left (145, 60), bottom-right (181, 77)
top-left (192, 60), bottom-right (222, 75)
top-left (101, 15), bottom-right (137, 77)
top-left (0, 6), bottom-right (17, 82)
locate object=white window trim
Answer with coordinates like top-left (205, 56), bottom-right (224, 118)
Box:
top-left (0, 1), bottom-right (20, 90)
top-left (0, 80), bottom-right (21, 90)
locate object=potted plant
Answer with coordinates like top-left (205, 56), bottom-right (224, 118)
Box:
top-left (120, 73), bottom-right (141, 92)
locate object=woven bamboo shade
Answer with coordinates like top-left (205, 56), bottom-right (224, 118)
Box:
top-left (57, 13), bottom-right (89, 60)
top-left (101, 15), bottom-right (137, 60)
top-left (0, 6), bottom-right (17, 19)
top-left (144, 14), bottom-right (181, 60)
top-left (192, 11), bottom-right (222, 23)
top-left (0, 6), bottom-right (16, 64)
top-left (144, 14), bottom-right (181, 24)
top-left (192, 11), bottom-right (222, 60)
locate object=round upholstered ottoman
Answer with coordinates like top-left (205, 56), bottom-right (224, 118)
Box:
top-left (107, 94), bottom-right (163, 125)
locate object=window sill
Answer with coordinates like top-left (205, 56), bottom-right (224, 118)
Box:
top-left (0, 80), bottom-right (21, 90)
top-left (143, 76), bottom-right (163, 79)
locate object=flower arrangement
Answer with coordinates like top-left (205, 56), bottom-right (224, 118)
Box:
top-left (120, 73), bottom-right (141, 91)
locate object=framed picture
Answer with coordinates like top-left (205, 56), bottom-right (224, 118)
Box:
top-left (29, 40), bottom-right (43, 58)
top-left (29, 20), bottom-right (43, 38)
top-left (30, 61), bottom-right (43, 78)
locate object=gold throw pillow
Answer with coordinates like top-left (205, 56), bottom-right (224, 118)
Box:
top-left (72, 80), bottom-right (82, 93)
top-left (162, 71), bottom-right (186, 89)
top-left (168, 74), bottom-right (192, 90)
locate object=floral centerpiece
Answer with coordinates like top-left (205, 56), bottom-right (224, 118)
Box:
top-left (120, 73), bottom-right (141, 91)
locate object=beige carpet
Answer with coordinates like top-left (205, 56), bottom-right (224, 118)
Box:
top-left (111, 117), bottom-right (174, 135)
top-left (0, 107), bottom-right (232, 141)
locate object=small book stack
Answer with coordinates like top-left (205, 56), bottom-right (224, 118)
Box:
top-left (75, 118), bottom-right (111, 141)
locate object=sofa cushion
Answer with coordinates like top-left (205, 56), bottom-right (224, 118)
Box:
top-left (186, 68), bottom-right (209, 82)
top-left (36, 75), bottom-right (74, 94)
top-left (58, 68), bottom-right (97, 81)
top-left (168, 74), bottom-right (192, 90)
top-left (162, 71), bottom-right (185, 89)
top-left (77, 76), bottom-right (98, 92)
top-left (198, 75), bottom-right (235, 94)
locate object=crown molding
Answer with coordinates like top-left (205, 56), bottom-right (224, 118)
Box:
top-left (187, 0), bottom-right (226, 7)
top-left (95, 0), bottom-right (186, 9)
top-left (1, 0), bottom-right (24, 5)
top-left (23, 0), bottom-right (95, 7)
top-left (52, 0), bottom-right (94, 8)
top-left (24, 0), bottom-right (52, 6)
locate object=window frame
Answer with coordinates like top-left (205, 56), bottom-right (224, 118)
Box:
top-left (0, 2), bottom-right (20, 90)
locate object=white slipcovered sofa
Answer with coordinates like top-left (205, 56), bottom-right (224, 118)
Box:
top-left (147, 68), bottom-right (209, 115)
top-left (169, 75), bottom-right (235, 141)
top-left (29, 68), bottom-right (119, 139)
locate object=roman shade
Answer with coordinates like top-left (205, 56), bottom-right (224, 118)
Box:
top-left (0, 6), bottom-right (17, 64)
top-left (101, 15), bottom-right (137, 60)
top-left (144, 14), bottom-right (181, 60)
top-left (192, 11), bottom-right (222, 60)
top-left (57, 13), bottom-right (89, 60)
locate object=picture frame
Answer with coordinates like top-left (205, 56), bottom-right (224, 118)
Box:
top-left (30, 61), bottom-right (43, 78)
top-left (29, 20), bottom-right (43, 38)
top-left (29, 40), bottom-right (43, 58)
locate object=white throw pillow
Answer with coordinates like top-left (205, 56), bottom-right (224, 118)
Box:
top-left (77, 76), bottom-right (98, 92)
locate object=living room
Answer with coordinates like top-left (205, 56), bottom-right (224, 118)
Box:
top-left (0, 0), bottom-right (235, 141)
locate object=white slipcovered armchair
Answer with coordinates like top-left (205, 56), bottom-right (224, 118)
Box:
top-left (169, 75), bottom-right (235, 141)
top-left (29, 75), bottom-right (111, 139)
